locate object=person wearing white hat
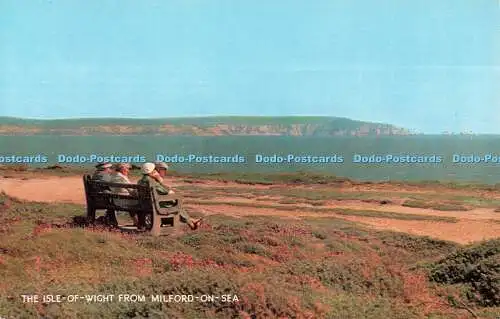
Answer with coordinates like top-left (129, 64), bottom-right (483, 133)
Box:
top-left (139, 162), bottom-right (202, 230)
top-left (91, 162), bottom-right (113, 182)
top-left (141, 162), bottom-right (156, 174)
top-left (138, 162), bottom-right (167, 192)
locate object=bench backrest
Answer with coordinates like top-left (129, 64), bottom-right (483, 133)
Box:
top-left (83, 174), bottom-right (154, 211)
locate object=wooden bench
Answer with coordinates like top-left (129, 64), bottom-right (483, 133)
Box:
top-left (82, 175), bottom-right (183, 236)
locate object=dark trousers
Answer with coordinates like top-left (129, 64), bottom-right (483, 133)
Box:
top-left (105, 209), bottom-right (118, 226)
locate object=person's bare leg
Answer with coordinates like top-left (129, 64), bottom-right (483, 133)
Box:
top-left (190, 217), bottom-right (203, 230)
top-left (180, 212), bottom-right (203, 230)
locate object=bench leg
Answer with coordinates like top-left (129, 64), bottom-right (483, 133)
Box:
top-left (86, 206), bottom-right (96, 225)
top-left (151, 211), bottom-right (161, 237)
top-left (173, 214), bottom-right (182, 231)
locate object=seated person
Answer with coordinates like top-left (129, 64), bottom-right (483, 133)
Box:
top-left (91, 162), bottom-right (115, 224)
top-left (138, 162), bottom-right (172, 195)
top-left (139, 162), bottom-right (202, 230)
top-left (154, 161), bottom-right (175, 194)
top-left (109, 163), bottom-right (139, 226)
top-left (91, 162), bottom-right (113, 182)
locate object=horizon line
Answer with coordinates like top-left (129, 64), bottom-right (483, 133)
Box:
top-left (1, 114), bottom-right (352, 119)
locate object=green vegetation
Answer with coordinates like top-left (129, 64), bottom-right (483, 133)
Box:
top-left (402, 200), bottom-right (470, 211)
top-left (173, 171), bottom-right (353, 185)
top-left (1, 192), bottom-right (499, 318)
top-left (187, 199), bottom-right (459, 222)
top-left (391, 180), bottom-right (500, 191)
top-left (1, 115), bottom-right (354, 126)
top-left (376, 232), bottom-right (459, 259)
top-left (170, 171), bottom-right (500, 194)
top-left (0, 115), bottom-right (409, 136)
top-left (429, 239), bottom-right (500, 307)
top-left (177, 183), bottom-right (500, 211)
top-left (333, 209), bottom-right (458, 223)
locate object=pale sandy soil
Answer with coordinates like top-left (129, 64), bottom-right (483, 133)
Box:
top-left (1, 176), bottom-right (499, 244)
top-left (196, 196), bottom-right (500, 221)
top-left (336, 217), bottom-right (500, 245)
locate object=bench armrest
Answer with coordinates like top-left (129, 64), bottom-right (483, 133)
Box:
top-left (156, 193), bottom-right (182, 201)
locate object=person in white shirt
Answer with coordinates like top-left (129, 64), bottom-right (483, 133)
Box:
top-left (109, 163), bottom-right (139, 226)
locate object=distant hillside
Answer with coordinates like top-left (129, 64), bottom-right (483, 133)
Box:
top-left (0, 116), bottom-right (412, 136)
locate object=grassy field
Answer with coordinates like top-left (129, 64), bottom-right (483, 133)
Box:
top-left (5, 166), bottom-right (500, 213)
top-left (6, 165), bottom-right (500, 217)
top-left (0, 190), bottom-right (499, 318)
top-left (177, 183), bottom-right (500, 211)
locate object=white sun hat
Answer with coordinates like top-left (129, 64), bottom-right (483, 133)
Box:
top-left (141, 162), bottom-right (156, 174)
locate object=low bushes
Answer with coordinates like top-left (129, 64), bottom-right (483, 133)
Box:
top-left (429, 239), bottom-right (500, 306)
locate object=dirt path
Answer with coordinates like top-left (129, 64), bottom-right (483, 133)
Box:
top-left (188, 204), bottom-right (500, 244)
top-left (1, 176), bottom-right (499, 244)
top-left (200, 196), bottom-right (500, 221)
top-left (336, 216), bottom-right (500, 244)
top-left (0, 177), bottom-right (87, 203)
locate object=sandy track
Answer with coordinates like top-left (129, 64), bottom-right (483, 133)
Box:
top-left (1, 176), bottom-right (499, 244)
top-left (336, 217), bottom-right (500, 244)
top-left (0, 177), bottom-right (87, 203)
top-left (201, 196), bottom-right (500, 221)
top-left (186, 204), bottom-right (500, 244)
top-left (0, 177), bottom-right (276, 203)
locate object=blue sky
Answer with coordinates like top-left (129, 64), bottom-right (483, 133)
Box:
top-left (0, 0), bottom-right (499, 133)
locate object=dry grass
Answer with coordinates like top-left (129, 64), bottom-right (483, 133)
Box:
top-left (1, 175), bottom-right (499, 318)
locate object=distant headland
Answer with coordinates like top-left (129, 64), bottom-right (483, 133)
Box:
top-left (0, 116), bottom-right (415, 136)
